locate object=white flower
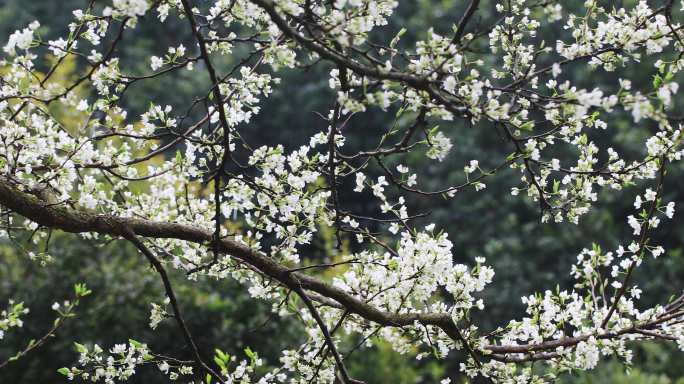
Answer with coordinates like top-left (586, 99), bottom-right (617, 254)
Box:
top-left (426, 132), bottom-right (452, 162)
top-left (150, 56), bottom-right (164, 71)
top-left (406, 174), bottom-right (417, 187)
top-left (443, 76), bottom-right (457, 93)
top-left (4, 27), bottom-right (34, 55)
top-left (78, 193), bottom-right (98, 210)
top-left (627, 215), bottom-right (641, 235)
top-left (48, 38), bottom-right (68, 57)
top-left (77, 100), bottom-right (89, 112)
top-left (158, 361), bottom-right (170, 374)
top-left (657, 83), bottom-right (679, 107)
top-left (594, 119), bottom-right (607, 129)
top-left (665, 202), bottom-right (675, 218)
top-left (464, 160), bottom-right (479, 174)
top-left (149, 298), bottom-right (169, 330)
top-left (112, 0), bottom-right (150, 17)
top-left (651, 246), bottom-right (664, 258)
top-left (354, 172), bottom-right (366, 192)
top-left (649, 217), bottom-right (660, 229)
top-left (111, 344), bottom-right (127, 354)
top-left (630, 94), bottom-right (651, 122)
top-left (372, 176), bottom-right (388, 198)
top-left (525, 139), bottom-right (540, 161)
top-left (309, 132), bottom-right (327, 147)
top-left (644, 188), bottom-right (657, 201)
top-left (176, 44), bottom-right (186, 57)
top-left (343, 216), bottom-right (359, 229)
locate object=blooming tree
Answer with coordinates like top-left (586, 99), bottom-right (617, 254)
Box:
top-left (1, 0), bottom-right (684, 382)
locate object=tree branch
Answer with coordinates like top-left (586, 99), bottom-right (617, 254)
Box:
top-left (0, 177), bottom-right (468, 348)
top-left (121, 229), bottom-right (225, 383)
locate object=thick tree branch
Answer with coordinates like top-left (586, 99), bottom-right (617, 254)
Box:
top-left (0, 177), bottom-right (469, 348)
top-left (1, 173), bottom-right (679, 365)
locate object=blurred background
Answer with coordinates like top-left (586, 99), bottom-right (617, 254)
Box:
top-left (1, 0), bottom-right (684, 382)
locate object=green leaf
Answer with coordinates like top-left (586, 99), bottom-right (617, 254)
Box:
top-left (213, 356), bottom-right (226, 371)
top-left (578, 134), bottom-right (588, 146)
top-left (428, 125), bottom-right (440, 138)
top-left (57, 367), bottom-right (70, 376)
top-left (244, 346), bottom-right (257, 366)
top-left (74, 342), bottom-right (87, 354)
top-left (244, 347), bottom-right (255, 359)
top-left (214, 348), bottom-right (229, 363)
top-left (74, 283), bottom-right (91, 297)
top-left (653, 74), bottom-right (663, 89)
top-left (658, 62), bottom-right (666, 74)
top-left (395, 106), bottom-right (405, 118)
top-left (519, 121), bottom-right (534, 132)
top-left (128, 339), bottom-right (143, 349)
top-left (390, 27), bottom-right (407, 48)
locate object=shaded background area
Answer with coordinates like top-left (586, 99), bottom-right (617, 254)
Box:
top-left (1, 0), bottom-right (684, 383)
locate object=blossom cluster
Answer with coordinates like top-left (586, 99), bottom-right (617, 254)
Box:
top-left (0, 301), bottom-right (29, 341)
